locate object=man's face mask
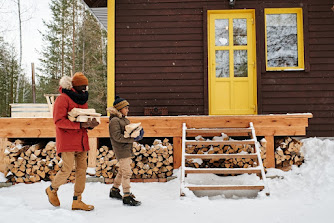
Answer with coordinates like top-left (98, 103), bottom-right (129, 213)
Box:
top-left (74, 85), bottom-right (88, 94)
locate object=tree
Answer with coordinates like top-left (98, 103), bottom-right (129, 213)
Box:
top-left (75, 9), bottom-right (107, 114)
top-left (38, 0), bottom-right (107, 114)
top-left (0, 36), bottom-right (31, 117)
top-left (39, 0), bottom-right (74, 85)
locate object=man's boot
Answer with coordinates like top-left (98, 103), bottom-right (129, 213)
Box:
top-left (109, 187), bottom-right (122, 200)
top-left (72, 195), bottom-right (94, 211)
top-left (123, 193), bottom-right (141, 206)
top-left (45, 186), bottom-right (60, 207)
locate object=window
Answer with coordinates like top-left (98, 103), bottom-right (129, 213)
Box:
top-left (265, 8), bottom-right (304, 71)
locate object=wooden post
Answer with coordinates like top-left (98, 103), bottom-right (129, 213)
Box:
top-left (173, 137), bottom-right (182, 169)
top-left (88, 138), bottom-right (98, 168)
top-left (31, 63), bottom-right (36, 103)
top-left (0, 138), bottom-right (8, 172)
top-left (265, 135), bottom-right (275, 168)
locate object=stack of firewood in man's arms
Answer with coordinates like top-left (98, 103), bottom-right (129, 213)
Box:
top-left (96, 139), bottom-right (174, 179)
top-left (67, 108), bottom-right (101, 123)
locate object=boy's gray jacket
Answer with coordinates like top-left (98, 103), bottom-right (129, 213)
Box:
top-left (107, 107), bottom-right (135, 160)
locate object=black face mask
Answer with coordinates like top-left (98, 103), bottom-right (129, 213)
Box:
top-left (62, 88), bottom-right (89, 105)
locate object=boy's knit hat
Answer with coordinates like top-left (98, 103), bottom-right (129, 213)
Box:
top-left (113, 96), bottom-right (129, 111)
top-left (72, 72), bottom-right (88, 86)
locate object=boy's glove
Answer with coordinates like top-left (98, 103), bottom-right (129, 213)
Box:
top-left (134, 129), bottom-right (144, 141)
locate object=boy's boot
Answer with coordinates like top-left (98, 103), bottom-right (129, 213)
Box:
top-left (123, 193), bottom-right (141, 206)
top-left (109, 187), bottom-right (122, 200)
top-left (45, 186), bottom-right (60, 207)
top-left (72, 195), bottom-right (94, 211)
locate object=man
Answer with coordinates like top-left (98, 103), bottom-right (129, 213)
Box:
top-left (45, 72), bottom-right (99, 211)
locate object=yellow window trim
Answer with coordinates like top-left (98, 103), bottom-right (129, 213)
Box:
top-left (265, 8), bottom-right (304, 71)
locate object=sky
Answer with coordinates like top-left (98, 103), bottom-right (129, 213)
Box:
top-left (0, 0), bottom-right (51, 76)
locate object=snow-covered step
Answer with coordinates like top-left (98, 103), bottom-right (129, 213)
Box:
top-left (184, 153), bottom-right (258, 159)
top-left (180, 122), bottom-right (270, 196)
top-left (184, 167), bottom-right (262, 175)
top-left (186, 128), bottom-right (252, 137)
top-left (185, 139), bottom-right (256, 146)
top-left (185, 184), bottom-right (265, 191)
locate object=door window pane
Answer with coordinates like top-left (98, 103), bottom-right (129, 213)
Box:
top-left (266, 13), bottom-right (298, 67)
top-left (216, 50), bottom-right (229, 78)
top-left (215, 19), bottom-right (229, 46)
top-left (233, 19), bottom-right (247, 46)
top-left (234, 50), bottom-right (248, 77)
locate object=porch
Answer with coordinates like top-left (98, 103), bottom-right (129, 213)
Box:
top-left (0, 113), bottom-right (312, 173)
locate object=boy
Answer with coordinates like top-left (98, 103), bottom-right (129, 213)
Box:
top-left (107, 96), bottom-right (144, 206)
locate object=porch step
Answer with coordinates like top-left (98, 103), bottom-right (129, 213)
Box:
top-left (185, 184), bottom-right (265, 191)
top-left (185, 139), bottom-right (255, 146)
top-left (180, 122), bottom-right (270, 196)
top-left (184, 153), bottom-right (258, 159)
top-left (186, 128), bottom-right (252, 137)
top-left (184, 167), bottom-right (261, 175)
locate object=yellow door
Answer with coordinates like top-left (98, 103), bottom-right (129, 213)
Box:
top-left (208, 10), bottom-right (257, 115)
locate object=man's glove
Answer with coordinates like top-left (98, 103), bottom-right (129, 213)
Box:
top-left (134, 129), bottom-right (144, 141)
top-left (80, 118), bottom-right (100, 129)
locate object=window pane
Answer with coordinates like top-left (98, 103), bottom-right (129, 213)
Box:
top-left (266, 13), bottom-right (298, 67)
top-left (215, 19), bottom-right (229, 46)
top-left (234, 50), bottom-right (248, 77)
top-left (216, 50), bottom-right (229, 78)
top-left (233, 19), bottom-right (247, 46)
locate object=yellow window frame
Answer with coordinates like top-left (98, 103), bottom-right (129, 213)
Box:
top-left (265, 8), bottom-right (304, 71)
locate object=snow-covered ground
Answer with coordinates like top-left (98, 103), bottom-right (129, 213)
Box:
top-left (0, 137), bottom-right (333, 223)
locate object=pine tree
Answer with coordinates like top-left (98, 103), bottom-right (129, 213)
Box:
top-left (39, 0), bottom-right (75, 95)
top-left (0, 36), bottom-right (30, 117)
top-left (76, 10), bottom-right (107, 115)
top-left (38, 0), bottom-right (107, 114)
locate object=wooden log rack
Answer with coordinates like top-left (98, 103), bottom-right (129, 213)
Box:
top-left (0, 114), bottom-right (312, 173)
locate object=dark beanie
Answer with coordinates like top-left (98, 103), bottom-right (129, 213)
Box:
top-left (113, 95), bottom-right (129, 111)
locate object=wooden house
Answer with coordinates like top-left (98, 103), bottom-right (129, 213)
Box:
top-left (83, 0), bottom-right (333, 137)
top-left (0, 0), bottom-right (320, 180)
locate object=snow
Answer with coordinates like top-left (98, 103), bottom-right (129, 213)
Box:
top-left (0, 172), bottom-right (6, 182)
top-left (86, 168), bottom-right (96, 176)
top-left (0, 137), bottom-right (334, 222)
top-left (190, 159), bottom-right (203, 165)
top-left (260, 138), bottom-right (267, 143)
top-left (195, 135), bottom-right (203, 141)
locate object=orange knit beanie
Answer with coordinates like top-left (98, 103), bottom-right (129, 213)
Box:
top-left (72, 72), bottom-right (88, 86)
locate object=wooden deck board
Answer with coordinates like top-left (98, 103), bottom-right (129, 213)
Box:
top-left (0, 114), bottom-right (312, 138)
top-left (0, 114), bottom-right (312, 170)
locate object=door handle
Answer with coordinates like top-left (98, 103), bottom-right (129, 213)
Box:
top-left (251, 105), bottom-right (257, 112)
